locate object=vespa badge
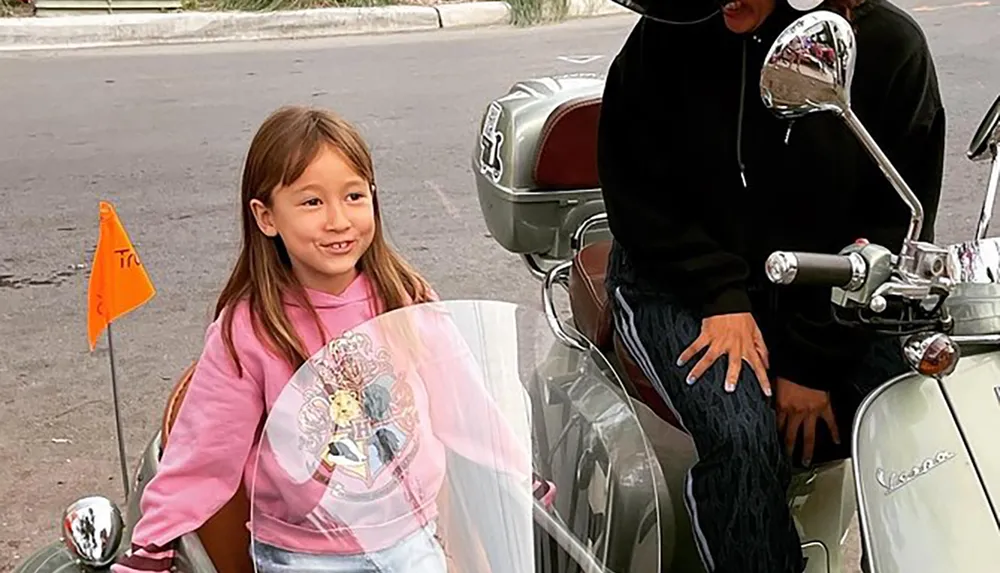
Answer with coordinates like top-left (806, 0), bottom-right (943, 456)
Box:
top-left (875, 451), bottom-right (957, 494)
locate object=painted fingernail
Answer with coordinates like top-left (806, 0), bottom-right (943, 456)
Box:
top-left (676, 357), bottom-right (684, 367)
top-left (764, 386), bottom-right (772, 397)
top-left (725, 382), bottom-right (735, 392)
top-left (686, 375), bottom-right (696, 385)
top-left (802, 458), bottom-right (811, 467)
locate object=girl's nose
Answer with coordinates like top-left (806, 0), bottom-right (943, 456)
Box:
top-left (325, 201), bottom-right (351, 230)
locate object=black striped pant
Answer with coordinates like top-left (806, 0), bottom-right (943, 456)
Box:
top-left (605, 242), bottom-right (907, 573)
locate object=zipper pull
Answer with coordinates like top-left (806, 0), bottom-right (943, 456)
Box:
top-left (785, 120), bottom-right (795, 145)
top-left (740, 170), bottom-right (748, 188)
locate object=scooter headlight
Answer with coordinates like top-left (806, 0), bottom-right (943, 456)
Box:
top-left (902, 332), bottom-right (960, 378)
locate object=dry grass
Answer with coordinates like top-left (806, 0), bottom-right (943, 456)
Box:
top-left (180, 0), bottom-right (484, 10)
top-left (1, 0), bottom-right (33, 16)
top-left (3, 0), bottom-right (560, 28)
top-left (182, 0), bottom-right (402, 10)
top-left (507, 0), bottom-right (565, 25)
top-left (0, 0), bottom-right (474, 15)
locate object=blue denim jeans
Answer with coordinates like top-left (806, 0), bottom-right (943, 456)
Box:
top-left (251, 522), bottom-right (447, 573)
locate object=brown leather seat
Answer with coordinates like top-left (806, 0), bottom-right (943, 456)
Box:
top-left (566, 241), bottom-right (687, 433)
top-left (568, 241), bottom-right (614, 350)
top-left (613, 334), bottom-right (685, 431)
top-left (162, 362), bottom-right (253, 573)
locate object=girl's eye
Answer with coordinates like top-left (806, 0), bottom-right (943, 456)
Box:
top-left (346, 193), bottom-right (365, 202)
top-left (302, 198), bottom-right (321, 207)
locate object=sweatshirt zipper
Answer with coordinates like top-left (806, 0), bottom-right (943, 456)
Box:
top-left (741, 35), bottom-right (793, 184)
top-left (737, 38), bottom-right (748, 188)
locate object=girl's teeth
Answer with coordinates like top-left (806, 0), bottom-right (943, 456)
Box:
top-left (724, 1), bottom-right (740, 10)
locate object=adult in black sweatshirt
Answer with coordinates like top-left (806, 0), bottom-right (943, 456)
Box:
top-left (598, 0), bottom-right (944, 571)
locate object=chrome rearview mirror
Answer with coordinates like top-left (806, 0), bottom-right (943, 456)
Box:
top-left (760, 11), bottom-right (927, 273)
top-left (968, 94), bottom-right (1000, 240)
top-left (61, 496), bottom-right (124, 568)
top-left (759, 10), bottom-right (854, 117)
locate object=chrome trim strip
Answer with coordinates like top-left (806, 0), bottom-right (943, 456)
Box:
top-left (801, 540), bottom-right (831, 573)
top-left (521, 253), bottom-right (548, 281)
top-left (571, 212), bottom-right (609, 254)
top-left (974, 149), bottom-right (1000, 240)
top-left (846, 252), bottom-right (867, 291)
top-left (542, 260), bottom-right (590, 352)
top-left (952, 333), bottom-right (1000, 345)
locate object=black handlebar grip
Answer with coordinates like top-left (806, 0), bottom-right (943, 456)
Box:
top-left (765, 251), bottom-right (864, 289)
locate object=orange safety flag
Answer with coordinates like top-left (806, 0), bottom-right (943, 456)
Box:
top-left (87, 201), bottom-right (156, 351)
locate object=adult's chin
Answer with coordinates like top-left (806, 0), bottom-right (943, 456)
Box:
top-left (722, 13), bottom-right (759, 33)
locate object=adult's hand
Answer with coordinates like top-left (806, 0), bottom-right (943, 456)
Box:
top-left (677, 312), bottom-right (771, 396)
top-left (775, 377), bottom-right (840, 466)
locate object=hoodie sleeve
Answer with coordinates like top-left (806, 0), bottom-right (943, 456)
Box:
top-left (598, 32), bottom-right (753, 317)
top-left (112, 311), bottom-right (265, 572)
top-left (769, 42), bottom-right (945, 392)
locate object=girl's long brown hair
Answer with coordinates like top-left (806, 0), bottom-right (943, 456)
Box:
top-left (215, 105), bottom-right (433, 376)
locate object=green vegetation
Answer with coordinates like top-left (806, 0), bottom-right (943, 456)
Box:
top-left (507, 0), bottom-right (566, 25)
top-left (182, 0), bottom-right (401, 10)
top-left (1, 0), bottom-right (570, 24)
top-left (1, 0), bottom-right (33, 16)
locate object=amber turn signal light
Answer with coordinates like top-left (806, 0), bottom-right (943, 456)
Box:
top-left (903, 332), bottom-right (960, 378)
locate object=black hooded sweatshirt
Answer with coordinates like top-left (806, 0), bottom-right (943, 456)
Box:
top-left (597, 0), bottom-right (946, 392)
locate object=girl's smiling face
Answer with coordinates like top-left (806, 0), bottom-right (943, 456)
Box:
top-left (250, 144), bottom-right (376, 296)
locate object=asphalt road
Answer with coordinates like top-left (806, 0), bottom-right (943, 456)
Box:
top-left (1, 2), bottom-right (999, 570)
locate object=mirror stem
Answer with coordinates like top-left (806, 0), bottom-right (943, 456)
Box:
top-left (975, 144), bottom-right (1000, 241)
top-left (841, 108), bottom-right (924, 260)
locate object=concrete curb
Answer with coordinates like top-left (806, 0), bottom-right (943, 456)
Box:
top-left (436, 1), bottom-right (510, 28)
top-left (0, 0), bottom-right (630, 51)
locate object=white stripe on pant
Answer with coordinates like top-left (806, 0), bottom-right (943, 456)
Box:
top-left (613, 286), bottom-right (716, 573)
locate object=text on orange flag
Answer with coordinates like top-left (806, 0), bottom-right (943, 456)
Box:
top-left (87, 201), bottom-right (156, 351)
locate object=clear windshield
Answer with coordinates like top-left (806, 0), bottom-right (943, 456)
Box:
top-left (248, 300), bottom-right (663, 573)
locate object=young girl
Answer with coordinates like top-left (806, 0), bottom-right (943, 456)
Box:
top-left (112, 105), bottom-right (536, 573)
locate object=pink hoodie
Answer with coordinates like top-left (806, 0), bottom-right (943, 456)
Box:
top-left (113, 274), bottom-right (531, 572)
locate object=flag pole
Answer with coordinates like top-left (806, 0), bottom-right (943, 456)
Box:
top-left (106, 320), bottom-right (130, 500)
top-left (90, 201), bottom-right (154, 502)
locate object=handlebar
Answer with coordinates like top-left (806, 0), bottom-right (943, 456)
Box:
top-left (766, 243), bottom-right (954, 336)
top-left (765, 251), bottom-right (867, 290)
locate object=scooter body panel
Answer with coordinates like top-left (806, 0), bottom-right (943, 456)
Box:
top-left (938, 350), bottom-right (1000, 517)
top-left (790, 459), bottom-right (856, 573)
top-left (853, 362), bottom-right (1000, 573)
